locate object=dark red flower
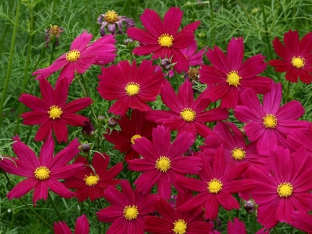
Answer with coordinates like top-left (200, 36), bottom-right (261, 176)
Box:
top-left (104, 110), bottom-right (156, 161)
top-left (19, 78), bottom-right (92, 143)
top-left (63, 152), bottom-right (122, 202)
top-left (127, 7), bottom-right (200, 73)
top-left (54, 214), bottom-right (89, 234)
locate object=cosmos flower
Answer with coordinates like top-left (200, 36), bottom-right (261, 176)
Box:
top-left (245, 146), bottom-right (312, 228)
top-left (199, 37), bottom-right (272, 109)
top-left (180, 41), bottom-right (206, 67)
top-left (97, 60), bottom-right (164, 116)
top-left (96, 180), bottom-right (158, 234)
top-left (0, 133), bottom-right (84, 206)
top-left (234, 82), bottom-right (309, 156)
top-left (54, 214), bottom-right (89, 234)
top-left (97, 10), bottom-right (134, 36)
top-left (127, 7), bottom-right (200, 73)
top-left (104, 110), bottom-right (156, 161)
top-left (144, 197), bottom-right (212, 234)
top-left (269, 30), bottom-right (312, 84)
top-left (33, 30), bottom-right (116, 84)
top-left (19, 78), bottom-right (92, 143)
top-left (176, 145), bottom-right (255, 220)
top-left (146, 80), bottom-right (228, 139)
top-left (127, 125), bottom-right (202, 199)
top-left (63, 152), bottom-right (123, 202)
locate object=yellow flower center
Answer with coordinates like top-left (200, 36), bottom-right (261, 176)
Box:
top-left (48, 105), bottom-right (63, 119)
top-left (231, 147), bottom-right (246, 160)
top-left (158, 34), bottom-right (174, 47)
top-left (263, 114), bottom-right (277, 128)
top-left (104, 10), bottom-right (118, 23)
top-left (291, 57), bottom-right (305, 69)
top-left (125, 82), bottom-right (140, 96)
top-left (208, 178), bottom-right (223, 193)
top-left (123, 205), bottom-right (139, 220)
top-left (277, 182), bottom-right (293, 197)
top-left (84, 173), bottom-right (100, 186)
top-left (66, 49), bottom-right (81, 62)
top-left (130, 134), bottom-right (142, 144)
top-left (155, 156), bottom-right (171, 172)
top-left (173, 219), bottom-right (187, 234)
top-left (226, 71), bottom-right (241, 87)
top-left (34, 166), bottom-right (50, 180)
top-left (180, 108), bottom-right (196, 122)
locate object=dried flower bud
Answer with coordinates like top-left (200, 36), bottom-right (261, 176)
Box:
top-left (82, 119), bottom-right (95, 138)
top-left (44, 24), bottom-right (64, 47)
top-left (244, 200), bottom-right (256, 214)
top-left (108, 117), bottom-right (117, 127)
top-left (81, 143), bottom-right (91, 153)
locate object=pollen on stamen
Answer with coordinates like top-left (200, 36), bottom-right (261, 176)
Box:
top-left (84, 173), bottom-right (100, 186)
top-left (277, 182), bottom-right (293, 197)
top-left (180, 108), bottom-right (196, 122)
top-left (125, 82), bottom-right (140, 96)
top-left (291, 56), bottom-right (305, 69)
top-left (130, 134), bottom-right (142, 144)
top-left (34, 166), bottom-right (50, 180)
top-left (158, 34), bottom-right (174, 47)
top-left (155, 156), bottom-right (171, 172)
top-left (172, 219), bottom-right (187, 234)
top-left (66, 49), bottom-right (81, 62)
top-left (123, 205), bottom-right (139, 220)
top-left (263, 114), bottom-right (277, 128)
top-left (208, 178), bottom-right (223, 193)
top-left (226, 71), bottom-right (241, 87)
top-left (48, 105), bottom-right (63, 119)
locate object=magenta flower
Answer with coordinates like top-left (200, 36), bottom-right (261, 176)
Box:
top-left (199, 37), bottom-right (272, 109)
top-left (63, 153), bottom-right (123, 202)
top-left (245, 146), bottom-right (312, 228)
top-left (19, 78), bottom-right (92, 143)
top-left (54, 214), bottom-right (89, 234)
top-left (33, 31), bottom-right (116, 84)
top-left (146, 80), bottom-right (229, 139)
top-left (96, 180), bottom-right (158, 234)
top-left (0, 133), bottom-right (84, 205)
top-left (269, 30), bottom-right (312, 84)
top-left (144, 197), bottom-right (212, 234)
top-left (180, 41), bottom-right (206, 67)
top-left (97, 60), bottom-right (164, 116)
top-left (176, 145), bottom-right (255, 220)
top-left (287, 124), bottom-right (312, 152)
top-left (127, 125), bottom-right (202, 199)
top-left (234, 83), bottom-right (309, 156)
top-left (127, 7), bottom-right (200, 73)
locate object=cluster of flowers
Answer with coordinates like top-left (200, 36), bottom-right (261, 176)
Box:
top-left (2, 6), bottom-right (312, 234)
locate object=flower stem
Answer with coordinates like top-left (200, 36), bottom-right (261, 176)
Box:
top-left (0, 0), bottom-right (22, 127)
top-left (227, 211), bottom-right (232, 222)
top-left (284, 80), bottom-right (291, 103)
top-left (49, 194), bottom-right (63, 221)
top-left (209, 0), bottom-right (215, 47)
top-left (260, 0), bottom-right (273, 60)
top-left (78, 74), bottom-right (97, 121)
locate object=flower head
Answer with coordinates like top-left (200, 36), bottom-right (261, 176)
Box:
top-left (96, 180), bottom-right (158, 234)
top-left (127, 7), bottom-right (200, 73)
top-left (199, 37), bottom-right (272, 109)
top-left (0, 133), bottom-right (84, 206)
top-left (97, 60), bottom-right (164, 116)
top-left (104, 110), bottom-right (156, 161)
top-left (19, 78), bottom-right (92, 143)
top-left (146, 80), bottom-right (228, 139)
top-left (269, 30), bottom-right (312, 84)
top-left (234, 83), bottom-right (309, 156)
top-left (127, 125), bottom-right (202, 199)
top-left (63, 152), bottom-right (123, 202)
top-left (97, 10), bottom-right (134, 36)
top-left (33, 30), bottom-right (116, 84)
top-left (54, 214), bottom-right (89, 234)
top-left (45, 24), bottom-right (64, 47)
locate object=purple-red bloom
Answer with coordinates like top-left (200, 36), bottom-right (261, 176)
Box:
top-left (127, 125), bottom-right (202, 199)
top-left (245, 146), bottom-right (312, 228)
top-left (96, 180), bottom-right (158, 234)
top-left (176, 145), bottom-right (255, 220)
top-left (104, 110), bottom-right (156, 161)
top-left (146, 80), bottom-right (229, 139)
top-left (180, 41), bottom-right (206, 67)
top-left (234, 83), bottom-right (309, 156)
top-left (144, 197), bottom-right (212, 234)
top-left (63, 152), bottom-right (123, 202)
top-left (97, 60), bottom-right (164, 116)
top-left (54, 214), bottom-right (89, 234)
top-left (127, 7), bottom-right (200, 73)
top-left (269, 30), bottom-right (312, 84)
top-left (33, 31), bottom-right (116, 84)
top-left (199, 37), bottom-right (272, 109)
top-left (0, 133), bottom-right (84, 205)
top-left (19, 78), bottom-right (92, 143)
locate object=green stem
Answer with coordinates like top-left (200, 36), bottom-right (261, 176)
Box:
top-left (49, 194), bottom-right (63, 221)
top-left (284, 80), bottom-right (291, 103)
top-left (227, 211), bottom-right (232, 222)
top-left (209, 0), bottom-right (215, 47)
top-left (4, 173), bottom-right (53, 230)
top-left (0, 0), bottom-right (22, 127)
top-left (273, 227), bottom-right (278, 234)
top-left (79, 202), bottom-right (84, 216)
top-left (78, 74), bottom-right (97, 121)
top-left (260, 0), bottom-right (273, 60)
top-left (9, 212), bottom-right (15, 230)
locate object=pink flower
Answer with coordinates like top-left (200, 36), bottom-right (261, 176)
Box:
top-left (19, 78), bottom-right (92, 143)
top-left (234, 83), bottom-right (309, 156)
top-left (127, 125), bottom-right (202, 199)
top-left (33, 31), bottom-right (116, 84)
top-left (127, 7), bottom-right (200, 73)
top-left (0, 133), bottom-right (84, 205)
top-left (180, 41), bottom-right (206, 67)
top-left (54, 214), bottom-right (89, 234)
top-left (199, 37), bottom-right (272, 109)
